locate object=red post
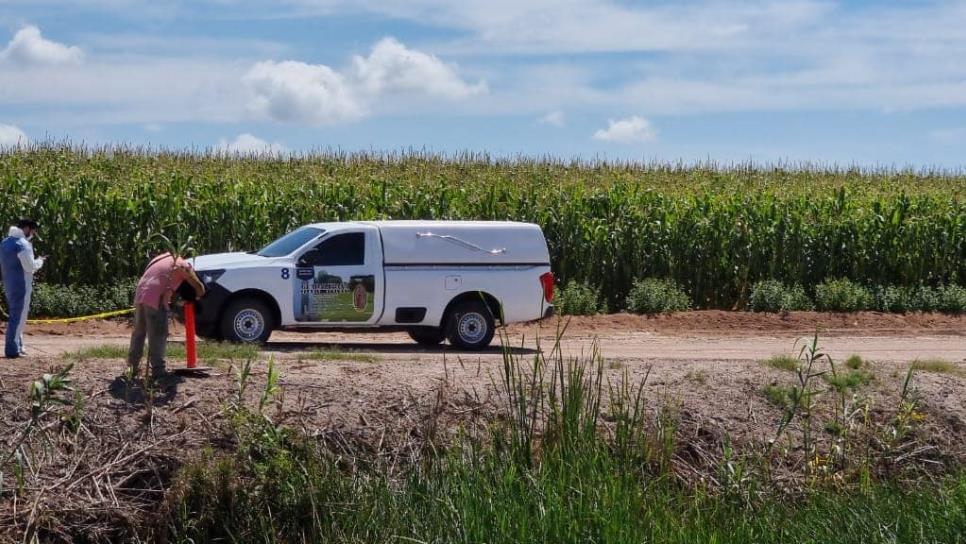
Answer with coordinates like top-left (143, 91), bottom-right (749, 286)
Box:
top-left (184, 302), bottom-right (197, 369)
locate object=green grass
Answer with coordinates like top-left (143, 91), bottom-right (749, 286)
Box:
top-left (763, 383), bottom-right (799, 409)
top-left (761, 354), bottom-right (798, 372)
top-left (67, 341), bottom-right (260, 362)
top-left (824, 369), bottom-right (875, 392)
top-left (66, 344), bottom-right (128, 361)
top-left (910, 359), bottom-right (962, 375)
top-left (301, 348), bottom-right (378, 363)
top-left (166, 341), bottom-right (260, 361)
top-left (163, 435), bottom-right (966, 544)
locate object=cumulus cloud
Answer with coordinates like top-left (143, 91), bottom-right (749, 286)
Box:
top-left (351, 37), bottom-right (486, 98)
top-left (216, 133), bottom-right (288, 155)
top-left (244, 60), bottom-right (365, 125)
top-left (1, 26), bottom-right (83, 65)
top-left (0, 124), bottom-right (29, 147)
top-left (538, 110), bottom-right (565, 127)
top-left (593, 115), bottom-right (656, 144)
top-left (244, 37), bottom-right (484, 125)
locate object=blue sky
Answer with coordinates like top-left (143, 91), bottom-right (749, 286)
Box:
top-left (2, 0), bottom-right (966, 167)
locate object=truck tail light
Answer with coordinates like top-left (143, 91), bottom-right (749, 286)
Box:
top-left (539, 272), bottom-right (555, 303)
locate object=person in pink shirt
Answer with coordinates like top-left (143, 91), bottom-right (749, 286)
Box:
top-left (127, 253), bottom-right (205, 381)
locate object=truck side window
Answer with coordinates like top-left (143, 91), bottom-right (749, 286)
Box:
top-left (303, 232), bottom-right (365, 266)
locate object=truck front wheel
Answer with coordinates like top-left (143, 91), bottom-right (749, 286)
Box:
top-left (407, 327), bottom-right (445, 346)
top-left (445, 300), bottom-right (495, 350)
top-left (220, 298), bottom-right (275, 344)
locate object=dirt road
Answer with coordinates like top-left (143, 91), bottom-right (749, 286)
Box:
top-left (18, 311), bottom-right (966, 363)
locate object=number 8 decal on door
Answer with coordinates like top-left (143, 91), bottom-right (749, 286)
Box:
top-left (281, 268), bottom-right (290, 280)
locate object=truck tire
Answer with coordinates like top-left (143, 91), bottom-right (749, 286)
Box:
top-left (220, 297), bottom-right (274, 344)
top-left (407, 327), bottom-right (445, 346)
top-left (445, 300), bottom-right (495, 350)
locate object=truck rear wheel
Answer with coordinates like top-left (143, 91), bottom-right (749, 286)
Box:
top-left (445, 300), bottom-right (495, 351)
top-left (407, 327), bottom-right (445, 346)
top-left (220, 297), bottom-right (274, 344)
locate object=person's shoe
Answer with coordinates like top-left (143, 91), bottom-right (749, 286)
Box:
top-left (148, 371), bottom-right (177, 388)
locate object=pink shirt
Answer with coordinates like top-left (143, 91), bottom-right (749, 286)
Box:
top-left (134, 253), bottom-right (194, 310)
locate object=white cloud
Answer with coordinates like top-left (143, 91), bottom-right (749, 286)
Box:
top-left (593, 116), bottom-right (656, 144)
top-left (538, 110), bottom-right (565, 127)
top-left (6, 2), bottom-right (966, 132)
top-left (351, 37), bottom-right (486, 98)
top-left (244, 37), bottom-right (484, 125)
top-left (216, 133), bottom-right (288, 155)
top-left (0, 124), bottom-right (29, 147)
top-left (244, 60), bottom-right (365, 125)
top-left (286, 0), bottom-right (831, 55)
top-left (0, 56), bottom-right (248, 124)
top-left (1, 26), bottom-right (83, 65)
top-left (277, 1), bottom-right (966, 118)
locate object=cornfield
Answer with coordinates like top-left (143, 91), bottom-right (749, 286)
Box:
top-left (1, 146), bottom-right (963, 309)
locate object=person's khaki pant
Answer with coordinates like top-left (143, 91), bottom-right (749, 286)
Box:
top-left (127, 303), bottom-right (169, 379)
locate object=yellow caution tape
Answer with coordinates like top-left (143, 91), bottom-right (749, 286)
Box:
top-left (1, 307), bottom-right (134, 324)
top-left (26, 307), bottom-right (135, 324)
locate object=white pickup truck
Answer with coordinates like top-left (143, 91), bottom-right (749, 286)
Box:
top-left (189, 221), bottom-right (555, 350)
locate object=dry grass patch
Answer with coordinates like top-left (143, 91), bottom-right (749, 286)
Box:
top-left (910, 359), bottom-right (962, 375)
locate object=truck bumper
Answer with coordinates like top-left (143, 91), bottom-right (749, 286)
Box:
top-left (174, 282), bottom-right (231, 337)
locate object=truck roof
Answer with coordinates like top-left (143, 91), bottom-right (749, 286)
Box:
top-left (302, 220), bottom-right (537, 229)
top-left (304, 220), bottom-right (549, 266)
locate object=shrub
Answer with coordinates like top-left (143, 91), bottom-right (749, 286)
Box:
top-left (1, 279), bottom-right (136, 318)
top-left (625, 278), bottom-right (691, 314)
top-left (749, 280), bottom-right (812, 312)
top-left (556, 281), bottom-right (605, 315)
top-left (910, 286), bottom-right (941, 313)
top-left (937, 285), bottom-right (966, 314)
top-left (763, 383), bottom-right (800, 409)
top-left (845, 354), bottom-right (864, 370)
top-left (761, 354), bottom-right (798, 372)
top-left (873, 285), bottom-right (912, 313)
top-left (815, 278), bottom-right (873, 312)
top-left (873, 284), bottom-right (966, 314)
top-left (824, 369), bottom-right (874, 392)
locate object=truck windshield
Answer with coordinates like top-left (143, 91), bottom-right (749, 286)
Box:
top-left (256, 227), bottom-right (324, 257)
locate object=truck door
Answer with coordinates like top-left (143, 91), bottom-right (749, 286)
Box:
top-left (290, 227), bottom-right (383, 325)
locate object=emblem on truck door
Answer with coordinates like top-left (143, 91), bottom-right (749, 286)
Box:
top-left (294, 272), bottom-right (375, 322)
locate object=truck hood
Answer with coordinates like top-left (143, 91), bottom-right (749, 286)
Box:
top-left (191, 252), bottom-right (281, 270)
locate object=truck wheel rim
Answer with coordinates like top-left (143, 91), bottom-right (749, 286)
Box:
top-left (234, 309), bottom-right (265, 341)
top-left (458, 312), bottom-right (487, 344)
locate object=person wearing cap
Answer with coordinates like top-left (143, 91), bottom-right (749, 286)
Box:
top-left (127, 252), bottom-right (205, 381)
top-left (1, 218), bottom-right (45, 358)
